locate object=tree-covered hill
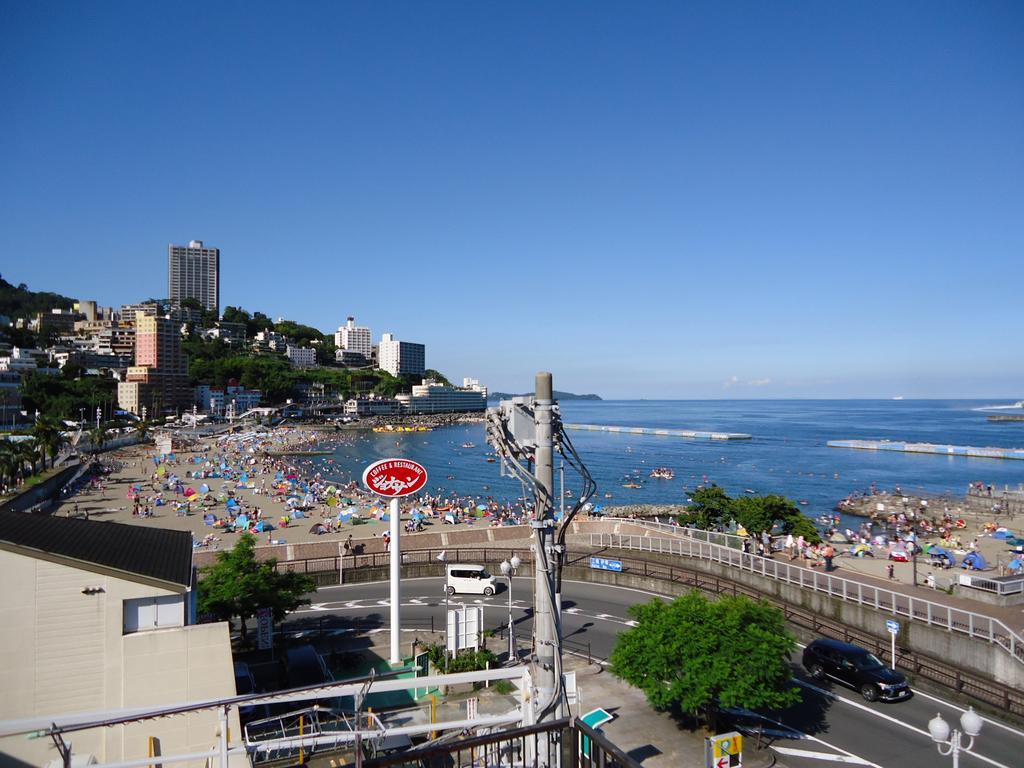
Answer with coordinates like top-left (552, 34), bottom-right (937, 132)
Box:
top-left (0, 275), bottom-right (75, 321)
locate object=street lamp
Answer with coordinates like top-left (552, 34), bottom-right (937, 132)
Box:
top-left (929, 707), bottom-right (983, 768)
top-left (499, 554), bottom-right (522, 661)
top-left (95, 407), bottom-right (101, 430)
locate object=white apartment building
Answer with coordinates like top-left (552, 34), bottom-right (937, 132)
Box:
top-left (335, 316), bottom-right (373, 358)
top-left (378, 333), bottom-right (425, 377)
top-left (396, 379), bottom-right (486, 414)
top-left (0, 347), bottom-right (39, 373)
top-left (285, 345), bottom-right (317, 369)
top-left (463, 377), bottom-right (489, 398)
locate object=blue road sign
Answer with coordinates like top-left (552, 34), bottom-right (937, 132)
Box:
top-left (590, 557), bottom-right (623, 572)
top-left (886, 619), bottom-right (900, 634)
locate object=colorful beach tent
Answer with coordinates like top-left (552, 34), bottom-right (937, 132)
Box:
top-left (961, 551), bottom-right (987, 570)
top-left (929, 547), bottom-right (956, 567)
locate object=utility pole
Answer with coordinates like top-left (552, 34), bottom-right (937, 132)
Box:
top-left (530, 372), bottom-right (563, 758)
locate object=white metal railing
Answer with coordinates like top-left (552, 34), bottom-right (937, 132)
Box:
top-left (959, 573), bottom-right (1024, 596)
top-left (601, 517), bottom-right (785, 549)
top-left (588, 531), bottom-right (1024, 666)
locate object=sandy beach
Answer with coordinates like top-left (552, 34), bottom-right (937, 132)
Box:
top-left (52, 427), bottom-right (523, 551)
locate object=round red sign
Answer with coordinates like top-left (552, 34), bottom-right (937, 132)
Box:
top-left (362, 458), bottom-right (429, 498)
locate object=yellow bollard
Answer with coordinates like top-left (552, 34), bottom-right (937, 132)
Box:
top-left (298, 714), bottom-right (305, 765)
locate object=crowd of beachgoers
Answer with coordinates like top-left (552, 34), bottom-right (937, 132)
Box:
top-left (54, 426), bottom-right (538, 549)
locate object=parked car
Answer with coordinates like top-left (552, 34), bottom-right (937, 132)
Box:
top-left (802, 638), bottom-right (912, 702)
top-left (446, 564), bottom-right (496, 596)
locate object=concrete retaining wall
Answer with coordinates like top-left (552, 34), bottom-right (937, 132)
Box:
top-left (0, 461), bottom-right (85, 514)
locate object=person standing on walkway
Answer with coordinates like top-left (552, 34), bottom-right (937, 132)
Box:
top-left (785, 533), bottom-right (795, 560)
top-left (823, 543), bottom-right (835, 572)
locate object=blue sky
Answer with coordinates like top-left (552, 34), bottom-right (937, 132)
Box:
top-left (1, 2), bottom-right (1021, 399)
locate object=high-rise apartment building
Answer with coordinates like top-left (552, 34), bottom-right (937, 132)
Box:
top-left (334, 317), bottom-right (372, 359)
top-left (378, 333), bottom-right (425, 377)
top-left (168, 240), bottom-right (220, 314)
top-left (117, 315), bottom-right (190, 416)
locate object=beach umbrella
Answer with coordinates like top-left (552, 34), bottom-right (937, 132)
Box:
top-left (156, 465), bottom-right (166, 477)
top-left (199, 483), bottom-right (210, 493)
top-left (852, 543), bottom-right (872, 557)
top-left (1008, 558), bottom-right (1022, 571)
top-left (184, 487), bottom-right (196, 497)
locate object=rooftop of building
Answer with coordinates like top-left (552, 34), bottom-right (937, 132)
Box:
top-left (0, 511), bottom-right (194, 590)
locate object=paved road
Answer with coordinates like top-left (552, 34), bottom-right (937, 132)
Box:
top-left (283, 577), bottom-right (1024, 768)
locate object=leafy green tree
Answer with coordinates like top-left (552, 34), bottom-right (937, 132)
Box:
top-left (782, 514), bottom-right (822, 544)
top-left (679, 485), bottom-right (734, 529)
top-left (424, 369), bottom-right (452, 386)
top-left (610, 591), bottom-right (800, 730)
top-left (197, 533), bottom-right (316, 643)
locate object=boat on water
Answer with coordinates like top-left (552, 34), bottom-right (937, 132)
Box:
top-left (974, 401), bottom-right (1024, 412)
top-left (649, 467), bottom-right (675, 480)
top-left (461, 442), bottom-right (476, 448)
top-left (622, 482), bottom-right (642, 489)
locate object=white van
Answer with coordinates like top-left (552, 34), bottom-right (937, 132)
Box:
top-left (446, 564), bottom-right (497, 596)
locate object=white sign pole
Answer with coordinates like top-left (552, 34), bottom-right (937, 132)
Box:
top-left (891, 630), bottom-right (897, 670)
top-left (389, 496), bottom-right (401, 664)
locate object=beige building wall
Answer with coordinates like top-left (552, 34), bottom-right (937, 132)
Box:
top-left (0, 550), bottom-right (240, 768)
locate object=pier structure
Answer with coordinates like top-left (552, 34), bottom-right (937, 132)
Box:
top-left (565, 423), bottom-right (752, 440)
top-left (828, 439), bottom-right (1024, 461)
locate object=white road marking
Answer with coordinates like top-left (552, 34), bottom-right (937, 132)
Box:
top-left (308, 604), bottom-right (327, 611)
top-left (727, 706), bottom-right (880, 767)
top-left (794, 679), bottom-right (1011, 768)
top-left (408, 599), bottom-right (425, 605)
top-left (376, 600), bottom-right (390, 606)
top-left (564, 607), bottom-right (581, 614)
top-left (910, 688), bottom-right (1024, 740)
top-left (771, 746), bottom-right (874, 764)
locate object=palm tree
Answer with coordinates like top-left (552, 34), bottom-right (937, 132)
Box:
top-left (88, 425), bottom-right (107, 457)
top-left (16, 440), bottom-right (40, 479)
top-left (31, 415), bottom-right (66, 470)
top-left (136, 419), bottom-right (150, 442)
top-left (0, 440), bottom-right (16, 492)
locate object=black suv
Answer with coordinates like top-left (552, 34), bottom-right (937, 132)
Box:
top-left (802, 638), bottom-right (912, 702)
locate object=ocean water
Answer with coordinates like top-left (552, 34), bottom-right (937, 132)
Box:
top-left (309, 400), bottom-right (1024, 525)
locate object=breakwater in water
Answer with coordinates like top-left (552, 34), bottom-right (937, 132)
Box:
top-left (828, 440), bottom-right (1024, 461)
top-left (565, 423), bottom-right (752, 440)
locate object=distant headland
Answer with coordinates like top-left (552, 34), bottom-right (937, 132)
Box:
top-left (487, 390), bottom-right (602, 401)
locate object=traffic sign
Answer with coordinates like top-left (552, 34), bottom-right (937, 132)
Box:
top-left (886, 619), bottom-right (900, 635)
top-left (362, 458), bottom-right (428, 497)
top-left (706, 732), bottom-right (742, 768)
top-left (590, 556), bottom-right (623, 572)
